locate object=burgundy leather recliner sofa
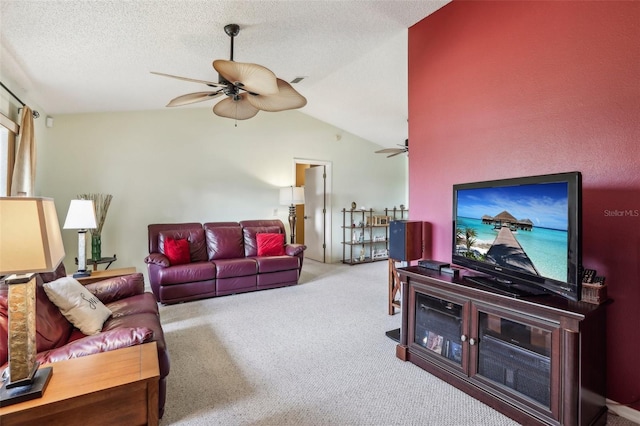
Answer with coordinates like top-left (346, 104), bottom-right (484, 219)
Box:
top-left (0, 264), bottom-right (170, 418)
top-left (145, 219), bottom-right (306, 304)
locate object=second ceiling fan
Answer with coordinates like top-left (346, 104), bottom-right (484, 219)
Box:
top-left (152, 24), bottom-right (307, 120)
top-left (375, 139), bottom-right (408, 158)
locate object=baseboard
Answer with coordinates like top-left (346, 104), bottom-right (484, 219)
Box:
top-left (607, 399), bottom-right (640, 424)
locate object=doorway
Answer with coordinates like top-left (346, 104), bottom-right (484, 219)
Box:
top-left (294, 159), bottom-right (332, 263)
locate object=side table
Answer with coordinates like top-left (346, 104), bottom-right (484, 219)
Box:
top-left (0, 342), bottom-right (160, 426)
top-left (72, 266), bottom-right (137, 285)
top-left (75, 255), bottom-right (117, 271)
top-left (388, 258), bottom-right (401, 315)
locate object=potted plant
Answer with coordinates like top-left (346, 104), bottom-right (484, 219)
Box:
top-left (78, 193), bottom-right (112, 261)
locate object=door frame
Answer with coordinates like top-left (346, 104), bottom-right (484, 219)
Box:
top-left (293, 158), bottom-right (332, 263)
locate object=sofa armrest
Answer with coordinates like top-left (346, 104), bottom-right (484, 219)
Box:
top-left (285, 243), bottom-right (307, 256)
top-left (36, 327), bottom-right (153, 365)
top-left (145, 252), bottom-right (170, 267)
top-left (85, 273), bottom-right (145, 304)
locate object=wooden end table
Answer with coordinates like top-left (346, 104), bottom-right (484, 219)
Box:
top-left (0, 342), bottom-right (160, 426)
top-left (73, 266), bottom-right (137, 285)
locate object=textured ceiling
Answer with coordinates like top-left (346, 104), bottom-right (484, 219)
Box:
top-left (0, 0), bottom-right (449, 148)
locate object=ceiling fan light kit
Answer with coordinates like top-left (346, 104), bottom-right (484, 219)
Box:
top-left (153, 24), bottom-right (306, 121)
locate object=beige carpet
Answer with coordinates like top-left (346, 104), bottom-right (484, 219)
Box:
top-left (158, 260), bottom-right (635, 425)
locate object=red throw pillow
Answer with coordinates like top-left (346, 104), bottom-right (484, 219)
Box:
top-left (256, 233), bottom-right (285, 256)
top-left (164, 237), bottom-right (190, 265)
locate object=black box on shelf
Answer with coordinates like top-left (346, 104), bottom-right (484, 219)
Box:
top-left (418, 259), bottom-right (450, 271)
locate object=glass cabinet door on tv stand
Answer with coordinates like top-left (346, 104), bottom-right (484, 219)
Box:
top-left (413, 292), bottom-right (466, 368)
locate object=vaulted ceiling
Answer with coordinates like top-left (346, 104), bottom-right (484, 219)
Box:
top-left (0, 0), bottom-right (449, 147)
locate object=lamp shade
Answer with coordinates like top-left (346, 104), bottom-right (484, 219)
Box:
top-left (279, 186), bottom-right (305, 206)
top-left (0, 197), bottom-right (65, 275)
top-left (63, 199), bottom-right (97, 230)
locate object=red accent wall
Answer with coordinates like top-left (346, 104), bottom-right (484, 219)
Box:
top-left (409, 1), bottom-right (640, 407)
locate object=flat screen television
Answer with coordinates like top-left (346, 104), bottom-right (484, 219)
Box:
top-left (452, 172), bottom-right (582, 301)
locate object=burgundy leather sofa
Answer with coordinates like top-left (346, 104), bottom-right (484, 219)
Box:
top-left (145, 219), bottom-right (306, 304)
top-left (0, 264), bottom-right (170, 418)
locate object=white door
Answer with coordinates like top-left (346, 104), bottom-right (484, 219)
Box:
top-left (304, 166), bottom-right (326, 262)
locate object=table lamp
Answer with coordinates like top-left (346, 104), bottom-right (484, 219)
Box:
top-left (279, 186), bottom-right (304, 244)
top-left (63, 199), bottom-right (97, 278)
top-left (0, 197), bottom-right (65, 406)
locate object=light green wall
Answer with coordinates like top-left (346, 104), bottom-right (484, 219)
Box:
top-left (33, 107), bottom-right (407, 276)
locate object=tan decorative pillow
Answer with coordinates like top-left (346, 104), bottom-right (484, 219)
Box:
top-left (43, 277), bottom-right (112, 335)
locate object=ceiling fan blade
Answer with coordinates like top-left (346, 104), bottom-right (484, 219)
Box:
top-left (213, 60), bottom-right (278, 95)
top-left (386, 151), bottom-right (406, 158)
top-left (213, 93), bottom-right (260, 120)
top-left (375, 148), bottom-right (403, 154)
top-left (151, 71), bottom-right (225, 88)
top-left (246, 79), bottom-right (307, 112)
top-left (166, 91), bottom-right (223, 107)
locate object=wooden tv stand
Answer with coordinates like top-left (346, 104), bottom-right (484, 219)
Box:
top-left (396, 266), bottom-right (608, 426)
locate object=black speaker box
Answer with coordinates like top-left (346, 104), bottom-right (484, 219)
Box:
top-left (389, 220), bottom-right (422, 261)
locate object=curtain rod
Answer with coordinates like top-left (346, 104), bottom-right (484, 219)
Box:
top-left (0, 81), bottom-right (40, 118)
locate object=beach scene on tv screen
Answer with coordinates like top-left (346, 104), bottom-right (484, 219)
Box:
top-left (455, 182), bottom-right (569, 282)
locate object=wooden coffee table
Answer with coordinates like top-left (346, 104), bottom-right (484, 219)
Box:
top-left (73, 266), bottom-right (137, 285)
top-left (0, 342), bottom-right (159, 426)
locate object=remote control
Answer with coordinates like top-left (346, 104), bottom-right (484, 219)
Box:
top-left (581, 268), bottom-right (596, 283)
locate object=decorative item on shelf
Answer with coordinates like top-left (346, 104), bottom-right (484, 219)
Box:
top-left (351, 201), bottom-right (357, 210)
top-left (375, 215), bottom-right (390, 226)
top-left (279, 186), bottom-right (304, 244)
top-left (0, 197), bottom-right (65, 406)
top-left (385, 206), bottom-right (409, 221)
top-left (372, 249), bottom-right (388, 260)
top-left (77, 193), bottom-right (112, 261)
top-left (63, 199), bottom-right (97, 278)
top-left (580, 267), bottom-right (607, 304)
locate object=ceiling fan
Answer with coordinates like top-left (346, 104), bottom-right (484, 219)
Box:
top-left (151, 24), bottom-right (307, 120)
top-left (375, 139), bottom-right (408, 158)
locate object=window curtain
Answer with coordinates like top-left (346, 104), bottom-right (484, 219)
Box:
top-left (10, 105), bottom-right (36, 196)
